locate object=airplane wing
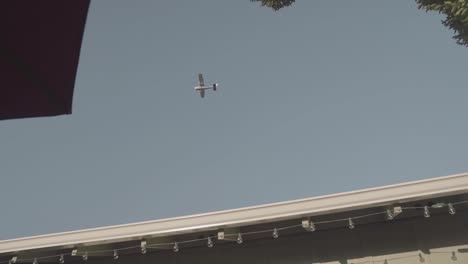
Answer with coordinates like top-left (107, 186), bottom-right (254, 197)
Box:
top-left (200, 89), bottom-right (205, 98)
top-left (198, 73), bottom-right (204, 87)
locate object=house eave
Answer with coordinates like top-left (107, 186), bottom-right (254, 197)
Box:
top-left (1, 172), bottom-right (468, 255)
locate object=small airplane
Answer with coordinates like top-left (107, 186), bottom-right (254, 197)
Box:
top-left (194, 73), bottom-right (218, 98)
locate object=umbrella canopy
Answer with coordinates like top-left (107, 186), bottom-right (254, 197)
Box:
top-left (0, 0), bottom-right (90, 120)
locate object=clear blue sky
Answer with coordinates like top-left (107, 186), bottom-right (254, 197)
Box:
top-left (1, 0), bottom-right (467, 240)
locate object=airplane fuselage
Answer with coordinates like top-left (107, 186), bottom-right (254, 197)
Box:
top-left (194, 86), bottom-right (212, 90)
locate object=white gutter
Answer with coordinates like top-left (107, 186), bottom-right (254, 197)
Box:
top-left (1, 172), bottom-right (468, 254)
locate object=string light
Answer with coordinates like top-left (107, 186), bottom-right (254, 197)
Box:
top-left (309, 221), bottom-right (316, 231)
top-left (448, 203), bottom-right (456, 215)
top-left (418, 253), bottom-right (425, 263)
top-left (2, 200), bottom-right (467, 264)
top-left (386, 209), bottom-right (394, 220)
top-left (236, 233), bottom-right (243, 244)
top-left (423, 206), bottom-right (430, 218)
top-left (207, 237), bottom-right (214, 248)
top-left (272, 228), bottom-right (279, 238)
top-left (140, 241), bottom-right (147, 254)
top-left (451, 251), bottom-right (458, 261)
top-left (8, 257), bottom-right (17, 264)
top-left (301, 219), bottom-right (316, 231)
top-left (113, 250), bottom-right (119, 260)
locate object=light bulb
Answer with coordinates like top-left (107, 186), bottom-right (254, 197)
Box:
top-left (272, 228), bottom-right (279, 239)
top-left (451, 252), bottom-right (458, 261)
top-left (386, 209), bottom-right (394, 220)
top-left (302, 219), bottom-right (316, 231)
top-left (423, 206), bottom-right (430, 218)
top-left (236, 233), bottom-right (243, 244)
top-left (9, 257), bottom-right (17, 264)
top-left (309, 221), bottom-right (316, 232)
top-left (448, 203), bottom-right (456, 215)
top-left (141, 241), bottom-right (147, 254)
top-left (207, 237), bottom-right (213, 248)
top-left (419, 253), bottom-right (425, 263)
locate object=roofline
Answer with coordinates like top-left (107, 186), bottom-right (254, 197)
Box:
top-left (2, 172), bottom-right (468, 254)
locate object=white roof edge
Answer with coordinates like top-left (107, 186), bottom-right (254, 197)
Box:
top-left (1, 172), bottom-right (468, 254)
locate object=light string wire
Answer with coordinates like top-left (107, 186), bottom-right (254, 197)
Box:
top-left (2, 199), bottom-right (467, 264)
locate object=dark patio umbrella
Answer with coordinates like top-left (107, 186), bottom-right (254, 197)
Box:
top-left (0, 0), bottom-right (90, 120)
